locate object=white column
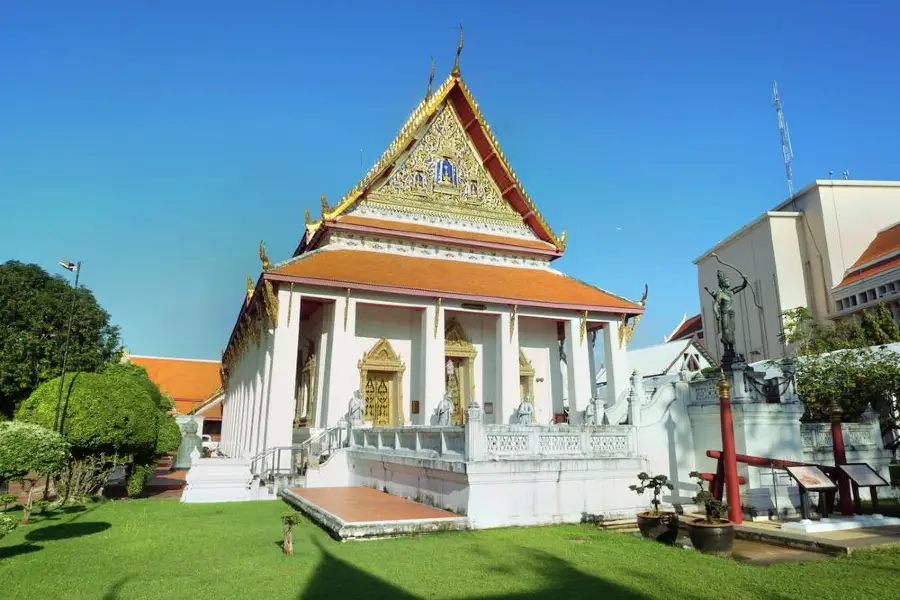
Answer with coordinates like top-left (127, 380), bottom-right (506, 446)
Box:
top-left (266, 285), bottom-right (302, 471)
top-left (497, 309), bottom-right (520, 425)
top-left (420, 301), bottom-right (445, 425)
top-left (564, 317), bottom-right (591, 424)
top-left (313, 308), bottom-right (332, 430)
top-left (326, 293), bottom-right (357, 427)
top-left (603, 318), bottom-right (630, 408)
top-left (247, 341), bottom-right (262, 458)
top-left (588, 331), bottom-right (598, 397)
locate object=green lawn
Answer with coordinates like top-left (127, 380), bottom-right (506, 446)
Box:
top-left (1, 500), bottom-right (899, 599)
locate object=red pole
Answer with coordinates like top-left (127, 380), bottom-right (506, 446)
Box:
top-left (828, 402), bottom-right (854, 516)
top-left (718, 372), bottom-right (743, 524)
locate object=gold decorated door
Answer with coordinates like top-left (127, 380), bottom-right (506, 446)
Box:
top-left (364, 371), bottom-right (393, 426)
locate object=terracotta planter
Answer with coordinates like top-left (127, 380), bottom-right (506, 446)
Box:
top-left (635, 511), bottom-right (679, 544)
top-left (687, 518), bottom-right (734, 556)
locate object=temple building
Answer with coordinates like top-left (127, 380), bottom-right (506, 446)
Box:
top-left (218, 62), bottom-right (645, 462)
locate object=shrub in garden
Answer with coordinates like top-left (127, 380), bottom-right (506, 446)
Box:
top-left (0, 421), bottom-right (69, 523)
top-left (126, 463), bottom-right (155, 498)
top-left (1, 492), bottom-right (17, 511)
top-left (0, 513), bottom-right (16, 539)
top-left (17, 372), bottom-right (159, 500)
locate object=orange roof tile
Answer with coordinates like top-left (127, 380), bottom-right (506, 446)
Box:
top-left (848, 223), bottom-right (900, 270)
top-left (271, 250), bottom-right (641, 312)
top-left (836, 223), bottom-right (900, 288)
top-left (333, 215), bottom-right (559, 253)
top-left (129, 356), bottom-right (222, 409)
top-left (836, 253), bottom-right (900, 289)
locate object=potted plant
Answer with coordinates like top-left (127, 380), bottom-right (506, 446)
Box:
top-left (687, 471), bottom-right (734, 556)
top-left (629, 472), bottom-right (678, 542)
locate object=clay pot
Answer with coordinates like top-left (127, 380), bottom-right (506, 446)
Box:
top-left (635, 511), bottom-right (679, 544)
top-left (687, 518), bottom-right (734, 556)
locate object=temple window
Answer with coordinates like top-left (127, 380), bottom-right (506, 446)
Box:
top-left (413, 172), bottom-right (425, 188)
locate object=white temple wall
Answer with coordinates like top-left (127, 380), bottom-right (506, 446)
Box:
top-left (519, 317), bottom-right (560, 424)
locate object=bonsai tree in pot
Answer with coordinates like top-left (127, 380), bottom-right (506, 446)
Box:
top-left (687, 471), bottom-right (734, 556)
top-left (629, 472), bottom-right (678, 542)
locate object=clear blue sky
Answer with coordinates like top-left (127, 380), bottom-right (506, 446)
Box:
top-left (2, 1), bottom-right (899, 360)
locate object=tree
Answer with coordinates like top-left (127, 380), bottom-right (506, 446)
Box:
top-left (781, 305), bottom-right (900, 433)
top-left (0, 421), bottom-right (69, 524)
top-left (0, 261), bottom-right (120, 417)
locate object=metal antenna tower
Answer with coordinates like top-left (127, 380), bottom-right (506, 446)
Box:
top-left (773, 81), bottom-right (794, 198)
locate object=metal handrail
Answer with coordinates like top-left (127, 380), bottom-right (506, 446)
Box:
top-left (249, 425), bottom-right (345, 479)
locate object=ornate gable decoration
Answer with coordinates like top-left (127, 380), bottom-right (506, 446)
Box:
top-left (358, 338), bottom-right (406, 373)
top-left (445, 316), bottom-right (478, 358)
top-left (364, 104), bottom-right (523, 228)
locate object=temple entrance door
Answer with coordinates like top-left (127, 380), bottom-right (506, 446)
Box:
top-left (364, 371), bottom-right (393, 426)
top-left (358, 338), bottom-right (406, 427)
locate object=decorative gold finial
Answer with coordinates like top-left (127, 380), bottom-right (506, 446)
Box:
top-left (320, 194), bottom-right (329, 217)
top-left (558, 230), bottom-right (568, 249)
top-left (258, 241), bottom-right (270, 271)
top-left (452, 24), bottom-right (464, 76)
top-left (305, 207), bottom-right (312, 225)
top-left (246, 274), bottom-right (254, 299)
top-left (426, 56), bottom-right (436, 98)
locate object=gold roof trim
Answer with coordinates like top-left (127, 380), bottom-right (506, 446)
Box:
top-left (304, 73), bottom-right (564, 251)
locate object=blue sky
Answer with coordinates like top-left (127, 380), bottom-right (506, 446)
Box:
top-left (2, 1), bottom-right (899, 360)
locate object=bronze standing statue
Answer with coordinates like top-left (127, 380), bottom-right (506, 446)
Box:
top-left (705, 256), bottom-right (750, 369)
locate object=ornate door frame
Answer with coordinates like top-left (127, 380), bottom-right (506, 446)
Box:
top-left (445, 317), bottom-right (477, 424)
top-left (358, 338), bottom-right (406, 426)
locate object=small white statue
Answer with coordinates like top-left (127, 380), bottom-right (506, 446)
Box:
top-left (517, 393), bottom-right (535, 425)
top-left (584, 400), bottom-right (596, 426)
top-left (348, 390), bottom-right (363, 424)
top-left (436, 392), bottom-right (453, 426)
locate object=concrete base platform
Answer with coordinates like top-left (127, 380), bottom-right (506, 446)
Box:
top-left (736, 518), bottom-right (900, 555)
top-left (781, 514), bottom-right (900, 533)
top-left (281, 486), bottom-right (469, 540)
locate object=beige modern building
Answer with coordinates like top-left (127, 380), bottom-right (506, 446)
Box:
top-left (694, 180), bottom-right (900, 362)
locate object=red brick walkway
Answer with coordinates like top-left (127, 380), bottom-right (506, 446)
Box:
top-left (289, 487), bottom-right (458, 523)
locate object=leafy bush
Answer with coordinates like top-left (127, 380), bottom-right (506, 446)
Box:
top-left (0, 513), bottom-right (16, 538)
top-left (0, 421), bottom-right (69, 523)
top-left (0, 492), bottom-right (17, 511)
top-left (628, 472), bottom-right (673, 515)
top-left (125, 463), bottom-right (155, 498)
top-left (156, 416), bottom-right (182, 456)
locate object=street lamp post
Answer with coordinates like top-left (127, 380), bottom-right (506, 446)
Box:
top-left (53, 260), bottom-right (81, 433)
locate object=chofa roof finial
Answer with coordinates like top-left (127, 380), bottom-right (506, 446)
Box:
top-left (426, 56), bottom-right (436, 99)
top-left (452, 24), bottom-right (464, 76)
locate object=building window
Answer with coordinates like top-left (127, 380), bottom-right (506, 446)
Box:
top-left (867, 289), bottom-right (876, 302)
top-left (837, 299), bottom-right (844, 311)
top-left (889, 282), bottom-right (897, 292)
top-left (878, 285), bottom-right (887, 297)
top-left (434, 158), bottom-right (458, 185)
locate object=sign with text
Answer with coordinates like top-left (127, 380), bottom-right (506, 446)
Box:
top-left (785, 465), bottom-right (836, 491)
top-left (839, 463), bottom-right (888, 488)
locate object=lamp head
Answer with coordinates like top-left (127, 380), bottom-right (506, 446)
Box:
top-left (59, 260), bottom-right (79, 272)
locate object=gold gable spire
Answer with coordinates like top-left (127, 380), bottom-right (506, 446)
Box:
top-left (452, 24), bottom-right (464, 77)
top-left (426, 56), bottom-right (436, 99)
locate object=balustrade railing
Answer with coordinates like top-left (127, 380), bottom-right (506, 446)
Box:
top-left (350, 426), bottom-right (466, 459)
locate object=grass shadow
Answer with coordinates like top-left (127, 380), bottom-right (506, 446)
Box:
top-left (101, 575), bottom-right (132, 600)
top-left (0, 543), bottom-right (43, 560)
top-left (25, 521), bottom-right (111, 542)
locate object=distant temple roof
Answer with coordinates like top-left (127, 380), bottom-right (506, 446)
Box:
top-left (666, 313), bottom-right (703, 342)
top-left (836, 221), bottom-right (900, 288)
top-left (596, 336), bottom-right (714, 384)
top-left (128, 355), bottom-right (222, 418)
